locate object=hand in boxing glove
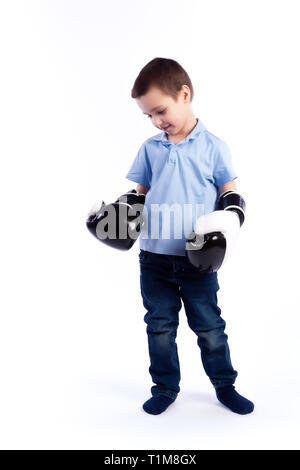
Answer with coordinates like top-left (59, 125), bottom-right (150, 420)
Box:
top-left (185, 190), bottom-right (246, 272)
top-left (86, 189), bottom-right (146, 251)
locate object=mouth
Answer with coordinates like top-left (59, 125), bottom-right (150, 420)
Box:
top-left (162, 125), bottom-right (170, 131)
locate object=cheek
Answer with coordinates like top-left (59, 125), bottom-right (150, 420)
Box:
top-left (167, 113), bottom-right (177, 124)
top-left (170, 117), bottom-right (180, 127)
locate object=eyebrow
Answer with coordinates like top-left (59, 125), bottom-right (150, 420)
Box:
top-left (143, 105), bottom-right (163, 115)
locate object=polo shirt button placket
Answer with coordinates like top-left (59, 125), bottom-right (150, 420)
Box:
top-left (169, 148), bottom-right (176, 164)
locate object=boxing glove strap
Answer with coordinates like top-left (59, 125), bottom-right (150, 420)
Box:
top-left (217, 190), bottom-right (246, 226)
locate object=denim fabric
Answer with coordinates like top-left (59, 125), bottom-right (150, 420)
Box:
top-left (139, 249), bottom-right (238, 400)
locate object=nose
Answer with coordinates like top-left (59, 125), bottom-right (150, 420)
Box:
top-left (152, 117), bottom-right (163, 128)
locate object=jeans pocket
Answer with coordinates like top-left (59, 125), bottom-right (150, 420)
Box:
top-left (139, 249), bottom-right (149, 262)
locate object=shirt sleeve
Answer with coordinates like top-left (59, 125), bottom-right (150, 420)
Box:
top-left (212, 139), bottom-right (238, 187)
top-left (125, 142), bottom-right (152, 187)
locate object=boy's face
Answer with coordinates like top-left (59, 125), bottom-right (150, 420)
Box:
top-left (136, 85), bottom-right (192, 137)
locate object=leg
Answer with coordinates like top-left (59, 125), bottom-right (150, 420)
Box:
top-left (139, 250), bottom-right (182, 400)
top-left (179, 270), bottom-right (238, 390)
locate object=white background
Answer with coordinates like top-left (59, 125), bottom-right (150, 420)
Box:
top-left (0, 0), bottom-right (299, 450)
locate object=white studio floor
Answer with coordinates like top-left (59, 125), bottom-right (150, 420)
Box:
top-left (1, 366), bottom-right (299, 450)
top-left (1, 299), bottom-right (299, 450)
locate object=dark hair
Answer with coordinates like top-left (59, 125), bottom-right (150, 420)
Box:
top-left (131, 57), bottom-right (194, 102)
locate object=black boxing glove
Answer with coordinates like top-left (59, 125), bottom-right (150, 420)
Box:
top-left (185, 190), bottom-right (246, 272)
top-left (86, 189), bottom-right (146, 251)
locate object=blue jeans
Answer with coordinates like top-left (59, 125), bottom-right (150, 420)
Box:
top-left (139, 249), bottom-right (238, 400)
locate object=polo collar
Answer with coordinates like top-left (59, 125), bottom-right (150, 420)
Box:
top-left (151, 118), bottom-right (206, 145)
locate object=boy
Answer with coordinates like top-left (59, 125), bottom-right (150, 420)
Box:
top-left (126, 57), bottom-right (254, 415)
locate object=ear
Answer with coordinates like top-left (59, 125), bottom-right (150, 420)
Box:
top-left (181, 84), bottom-right (191, 102)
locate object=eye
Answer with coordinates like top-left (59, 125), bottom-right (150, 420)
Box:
top-left (147, 109), bottom-right (166, 118)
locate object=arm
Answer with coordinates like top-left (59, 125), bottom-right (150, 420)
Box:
top-left (218, 179), bottom-right (237, 196)
top-left (136, 183), bottom-right (150, 195)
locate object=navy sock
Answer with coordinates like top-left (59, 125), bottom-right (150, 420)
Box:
top-left (143, 395), bottom-right (175, 415)
top-left (216, 385), bottom-right (254, 415)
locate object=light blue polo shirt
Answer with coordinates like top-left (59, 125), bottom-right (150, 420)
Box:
top-left (125, 118), bottom-right (237, 256)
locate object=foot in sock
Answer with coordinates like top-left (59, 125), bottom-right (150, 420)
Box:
top-left (216, 385), bottom-right (254, 415)
top-left (143, 395), bottom-right (175, 415)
